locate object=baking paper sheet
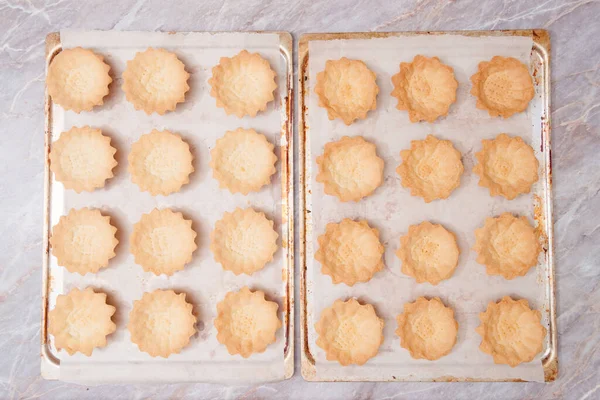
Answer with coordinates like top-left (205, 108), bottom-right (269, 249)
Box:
top-left (47, 30), bottom-right (288, 383)
top-left (306, 34), bottom-right (548, 382)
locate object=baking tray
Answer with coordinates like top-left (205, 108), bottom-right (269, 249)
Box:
top-left (298, 30), bottom-right (556, 382)
top-left (41, 31), bottom-right (294, 383)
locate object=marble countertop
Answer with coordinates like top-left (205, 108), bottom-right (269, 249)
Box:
top-left (1, 0), bottom-right (599, 399)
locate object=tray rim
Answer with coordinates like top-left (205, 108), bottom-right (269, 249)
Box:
top-left (298, 29), bottom-right (556, 383)
top-left (40, 30), bottom-right (295, 383)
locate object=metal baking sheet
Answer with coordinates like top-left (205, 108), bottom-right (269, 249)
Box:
top-left (299, 30), bottom-right (555, 382)
top-left (41, 30), bottom-right (294, 383)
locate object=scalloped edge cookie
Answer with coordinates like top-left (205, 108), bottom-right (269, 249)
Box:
top-left (122, 48), bottom-right (190, 115)
top-left (391, 55), bottom-right (458, 123)
top-left (209, 128), bottom-right (277, 195)
top-left (50, 126), bottom-right (117, 193)
top-left (315, 219), bottom-right (384, 286)
top-left (128, 290), bottom-right (196, 358)
top-left (214, 287), bottom-right (282, 358)
top-left (48, 287), bottom-right (116, 356)
top-left (47, 47), bottom-right (112, 113)
top-left (395, 297), bottom-right (458, 360)
top-left (209, 50), bottom-right (277, 118)
top-left (315, 57), bottom-right (379, 125)
top-left (50, 208), bottom-right (118, 275)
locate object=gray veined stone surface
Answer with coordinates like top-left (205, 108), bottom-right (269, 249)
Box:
top-left (1, 0), bottom-right (599, 399)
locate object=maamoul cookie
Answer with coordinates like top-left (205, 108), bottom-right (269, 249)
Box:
top-left (130, 208), bottom-right (197, 276)
top-left (395, 297), bottom-right (458, 360)
top-left (315, 219), bottom-right (384, 286)
top-left (50, 126), bottom-right (117, 193)
top-left (391, 55), bottom-right (458, 123)
top-left (474, 213), bottom-right (541, 279)
top-left (128, 290), bottom-right (196, 358)
top-left (209, 128), bottom-right (277, 195)
top-left (214, 287), bottom-right (282, 358)
top-left (210, 207), bottom-right (278, 275)
top-left (396, 221), bottom-right (459, 285)
top-left (471, 56), bottom-right (535, 118)
top-left (209, 50), bottom-right (277, 118)
top-left (315, 298), bottom-right (384, 366)
top-left (50, 208), bottom-right (118, 275)
top-left (314, 58), bottom-right (379, 125)
top-left (48, 287), bottom-right (116, 356)
top-left (476, 296), bottom-right (546, 367)
top-left (316, 136), bottom-right (384, 202)
top-left (473, 133), bottom-right (539, 200)
top-left (128, 129), bottom-right (194, 196)
top-left (396, 135), bottom-right (464, 203)
top-left (122, 48), bottom-right (189, 115)
top-left (47, 47), bottom-right (112, 113)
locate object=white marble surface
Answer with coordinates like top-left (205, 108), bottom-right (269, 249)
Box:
top-left (1, 0), bottom-right (599, 399)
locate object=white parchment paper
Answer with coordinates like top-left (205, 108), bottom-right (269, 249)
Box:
top-left (47, 30), bottom-right (289, 383)
top-left (306, 34), bottom-right (548, 382)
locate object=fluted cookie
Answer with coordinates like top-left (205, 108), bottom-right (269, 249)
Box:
top-left (473, 134), bottom-right (539, 200)
top-left (50, 126), bottom-right (117, 193)
top-left (130, 208), bottom-right (197, 276)
top-left (397, 135), bottom-right (464, 203)
top-left (471, 56), bottom-right (535, 118)
top-left (316, 136), bottom-right (384, 202)
top-left (476, 296), bottom-right (546, 367)
top-left (315, 219), bottom-right (384, 286)
top-left (396, 221), bottom-right (459, 285)
top-left (315, 58), bottom-right (379, 125)
top-left (122, 48), bottom-right (189, 114)
top-left (474, 213), bottom-right (541, 279)
top-left (209, 50), bottom-right (277, 118)
top-left (315, 298), bottom-right (384, 366)
top-left (391, 55), bottom-right (458, 123)
top-left (51, 208), bottom-right (118, 275)
top-left (211, 207), bottom-right (278, 275)
top-left (395, 297), bottom-right (458, 360)
top-left (49, 287), bottom-right (116, 356)
top-left (214, 287), bottom-right (281, 358)
top-left (47, 47), bottom-right (112, 113)
top-left (209, 128), bottom-right (277, 195)
top-left (128, 290), bottom-right (196, 358)
top-left (128, 129), bottom-right (194, 196)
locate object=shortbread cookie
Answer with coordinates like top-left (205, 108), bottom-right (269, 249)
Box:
top-left (211, 208), bottom-right (278, 275)
top-left (315, 298), bottom-right (384, 366)
top-left (122, 48), bottom-right (189, 115)
top-left (476, 296), bottom-right (546, 367)
top-left (473, 134), bottom-right (539, 200)
top-left (474, 213), bottom-right (540, 279)
top-left (471, 56), bottom-right (535, 118)
top-left (50, 208), bottom-right (118, 275)
top-left (129, 129), bottom-right (194, 196)
top-left (48, 287), bottom-right (116, 356)
top-left (214, 287), bottom-right (282, 358)
top-left (397, 135), bottom-right (464, 203)
top-left (391, 55), bottom-right (458, 123)
top-left (50, 126), bottom-right (117, 193)
top-left (315, 58), bottom-right (379, 125)
top-left (128, 290), bottom-right (196, 358)
top-left (315, 219), bottom-right (384, 286)
top-left (130, 208), bottom-right (197, 276)
top-left (395, 297), bottom-right (458, 360)
top-left (396, 221), bottom-right (459, 285)
top-left (209, 50), bottom-right (277, 118)
top-left (47, 47), bottom-right (112, 113)
top-left (209, 128), bottom-right (277, 195)
top-left (316, 136), bottom-right (384, 202)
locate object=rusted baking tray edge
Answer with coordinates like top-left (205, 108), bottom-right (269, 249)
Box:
top-left (298, 29), bottom-right (555, 382)
top-left (41, 31), bottom-right (295, 382)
